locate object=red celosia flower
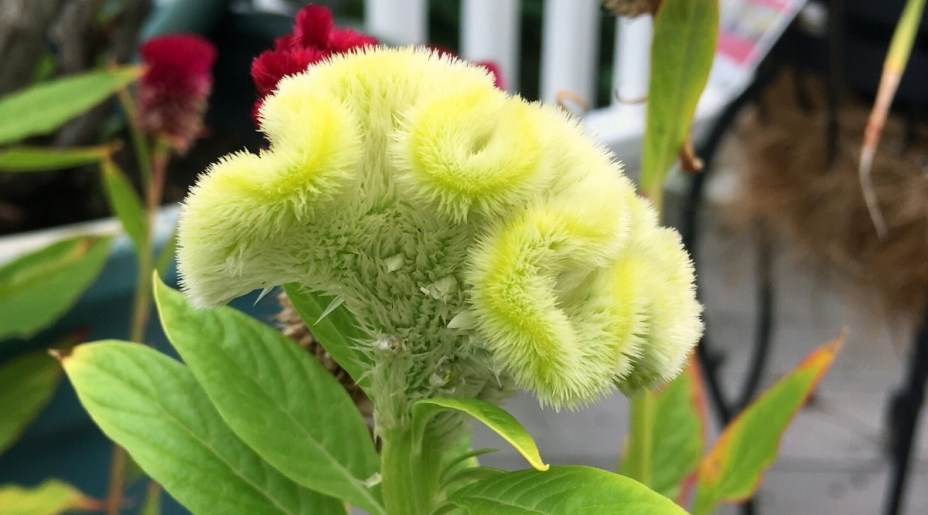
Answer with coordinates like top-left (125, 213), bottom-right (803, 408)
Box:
top-left (138, 34), bottom-right (216, 153)
top-left (249, 4), bottom-right (377, 125)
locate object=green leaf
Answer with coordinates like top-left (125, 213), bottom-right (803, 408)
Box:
top-left (692, 337), bottom-right (843, 515)
top-left (283, 283), bottom-right (372, 393)
top-left (0, 351), bottom-right (61, 454)
top-left (0, 67), bottom-right (141, 145)
top-left (0, 480), bottom-right (99, 515)
top-left (620, 358), bottom-right (706, 500)
top-left (446, 465), bottom-right (686, 514)
top-left (413, 398), bottom-right (548, 472)
top-left (0, 67), bottom-right (142, 144)
top-left (60, 341), bottom-right (344, 515)
top-left (0, 235), bottom-right (112, 340)
top-left (0, 145), bottom-right (114, 172)
top-left (154, 278), bottom-right (383, 514)
top-left (640, 0), bottom-right (719, 202)
top-left (100, 159), bottom-right (148, 251)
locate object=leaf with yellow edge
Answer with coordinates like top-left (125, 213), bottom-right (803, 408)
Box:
top-left (413, 397), bottom-right (548, 472)
top-left (620, 356), bottom-right (707, 501)
top-left (0, 480), bottom-right (100, 515)
top-left (692, 335), bottom-right (843, 515)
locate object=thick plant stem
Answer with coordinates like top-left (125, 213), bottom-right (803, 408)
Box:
top-left (625, 389), bottom-right (656, 486)
top-left (380, 427), bottom-right (434, 515)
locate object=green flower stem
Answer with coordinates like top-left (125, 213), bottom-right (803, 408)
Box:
top-left (380, 426), bottom-right (440, 515)
top-left (625, 382), bottom-right (656, 486)
top-left (117, 89), bottom-right (154, 187)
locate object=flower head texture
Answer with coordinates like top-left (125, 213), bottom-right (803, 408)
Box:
top-left (178, 48), bottom-right (702, 417)
top-left (138, 34), bottom-right (216, 152)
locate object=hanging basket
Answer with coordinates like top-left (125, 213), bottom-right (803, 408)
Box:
top-left (733, 72), bottom-right (928, 321)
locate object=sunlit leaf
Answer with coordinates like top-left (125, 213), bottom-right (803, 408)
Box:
top-left (283, 283), bottom-right (372, 393)
top-left (154, 278), bottom-right (383, 514)
top-left (0, 351), bottom-right (61, 453)
top-left (61, 341), bottom-right (344, 515)
top-left (640, 0), bottom-right (719, 203)
top-left (0, 235), bottom-right (112, 340)
top-left (413, 397), bottom-right (548, 472)
top-left (0, 145), bottom-right (114, 172)
top-left (621, 357), bottom-right (706, 500)
top-left (692, 336), bottom-right (843, 515)
top-left (0, 480), bottom-right (99, 515)
top-left (100, 159), bottom-right (148, 251)
top-left (446, 465), bottom-right (686, 514)
top-left (0, 67), bottom-right (141, 145)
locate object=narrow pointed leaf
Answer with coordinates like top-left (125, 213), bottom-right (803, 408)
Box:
top-left (0, 351), bottom-right (61, 453)
top-left (283, 283), bottom-right (372, 393)
top-left (100, 159), bottom-right (148, 251)
top-left (0, 145), bottom-right (114, 172)
top-left (413, 397), bottom-right (548, 471)
top-left (0, 480), bottom-right (100, 515)
top-left (0, 67), bottom-right (141, 145)
top-left (61, 341), bottom-right (344, 515)
top-left (858, 0), bottom-right (927, 237)
top-left (154, 279), bottom-right (383, 514)
top-left (692, 337), bottom-right (843, 515)
top-left (0, 235), bottom-right (112, 340)
top-left (447, 465), bottom-right (686, 514)
top-left (620, 357), bottom-right (707, 500)
top-left (641, 0), bottom-right (719, 202)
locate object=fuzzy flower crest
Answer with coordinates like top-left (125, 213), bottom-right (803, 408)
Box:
top-left (178, 48), bottom-right (702, 411)
top-left (138, 34), bottom-right (216, 152)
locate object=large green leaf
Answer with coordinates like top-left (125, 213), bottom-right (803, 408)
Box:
top-left (0, 145), bottom-right (113, 172)
top-left (413, 398), bottom-right (548, 472)
top-left (0, 67), bottom-right (141, 145)
top-left (60, 341), bottom-right (344, 515)
top-left (640, 0), bottom-right (719, 202)
top-left (692, 337), bottom-right (843, 515)
top-left (620, 357), bottom-right (706, 500)
top-left (100, 159), bottom-right (148, 251)
top-left (0, 235), bottom-right (112, 341)
top-left (0, 480), bottom-right (99, 515)
top-left (283, 283), bottom-right (372, 393)
top-left (0, 351), bottom-right (61, 454)
top-left (446, 465), bottom-right (686, 514)
top-left (154, 278), bottom-right (383, 514)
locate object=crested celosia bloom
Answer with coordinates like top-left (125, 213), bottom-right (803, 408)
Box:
top-left (177, 48), bottom-right (702, 427)
top-left (138, 34), bottom-right (216, 152)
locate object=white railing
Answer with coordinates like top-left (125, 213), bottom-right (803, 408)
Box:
top-left (361, 0), bottom-right (804, 177)
top-left (361, 0), bottom-right (735, 177)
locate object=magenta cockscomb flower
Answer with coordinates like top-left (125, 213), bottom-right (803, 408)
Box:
top-left (138, 34), bottom-right (216, 152)
top-left (249, 4), bottom-right (377, 122)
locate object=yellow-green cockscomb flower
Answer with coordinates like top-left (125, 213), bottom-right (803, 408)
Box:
top-left (177, 47), bottom-right (702, 420)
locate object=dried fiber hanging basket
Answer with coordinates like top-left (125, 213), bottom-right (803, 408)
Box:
top-left (733, 72), bottom-right (928, 321)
